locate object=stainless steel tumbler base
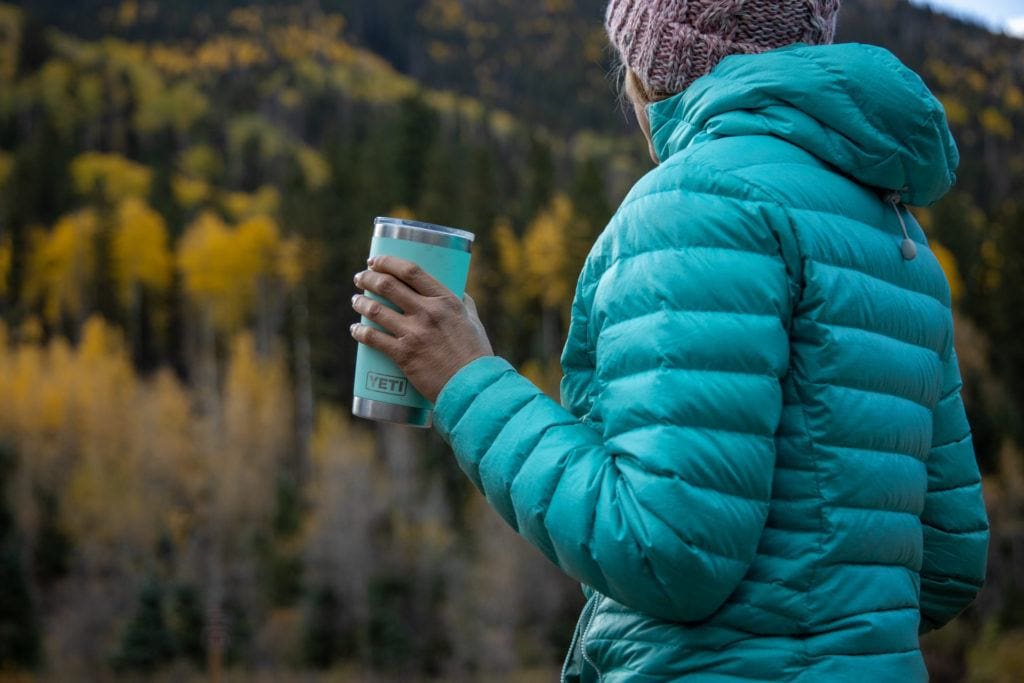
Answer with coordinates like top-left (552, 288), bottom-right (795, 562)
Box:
top-left (352, 396), bottom-right (432, 428)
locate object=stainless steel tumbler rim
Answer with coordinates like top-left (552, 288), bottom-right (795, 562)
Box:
top-left (352, 396), bottom-right (432, 429)
top-left (373, 217), bottom-right (475, 252)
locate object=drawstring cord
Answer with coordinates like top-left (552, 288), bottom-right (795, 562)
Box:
top-left (885, 190), bottom-right (917, 261)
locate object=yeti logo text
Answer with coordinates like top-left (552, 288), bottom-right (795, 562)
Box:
top-left (366, 372), bottom-right (408, 396)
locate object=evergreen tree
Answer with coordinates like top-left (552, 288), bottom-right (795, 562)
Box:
top-left (520, 135), bottom-right (555, 225)
top-left (570, 157), bottom-right (612, 241)
top-left (222, 594), bottom-right (252, 666)
top-left (257, 477), bottom-right (304, 608)
top-left (462, 146), bottom-right (501, 333)
top-left (31, 487), bottom-right (70, 586)
top-left (367, 575), bottom-right (414, 672)
top-left (0, 444), bottom-right (41, 670)
top-left (465, 146), bottom-right (498, 233)
top-left (990, 204), bottom-right (1024, 442)
top-left (301, 585), bottom-right (344, 669)
top-left (273, 475), bottom-right (303, 539)
top-left (170, 584), bottom-right (206, 667)
top-left (0, 543), bottom-right (40, 670)
top-left (4, 120), bottom-right (73, 318)
top-left (112, 578), bottom-right (176, 672)
top-left (395, 95), bottom-right (440, 209)
top-left (417, 139), bottom-right (461, 226)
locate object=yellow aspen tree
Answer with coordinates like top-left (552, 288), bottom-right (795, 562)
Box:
top-left (492, 216), bottom-right (528, 315)
top-left (0, 329), bottom-right (77, 584)
top-left (930, 241), bottom-right (965, 304)
top-left (981, 238), bottom-right (1004, 293)
top-left (0, 151), bottom-right (13, 187)
top-left (295, 146), bottom-right (331, 190)
top-left (0, 317), bottom-right (194, 567)
top-left (235, 214), bottom-right (287, 353)
top-left (387, 206), bottom-right (416, 220)
top-left (172, 175), bottom-right (211, 209)
top-left (223, 186), bottom-right (280, 221)
top-left (36, 60), bottom-right (78, 138)
top-left (218, 332), bottom-right (292, 529)
top-left (228, 7), bottom-right (263, 33)
top-left (70, 152), bottom-right (152, 202)
top-left (981, 108), bottom-right (1013, 139)
top-left (1004, 86), bottom-right (1024, 112)
top-left (0, 233), bottom-right (11, 298)
top-left (0, 330), bottom-right (70, 453)
top-left (139, 81), bottom-right (209, 136)
top-left (234, 214), bottom-right (281, 273)
top-left (522, 193), bottom-right (590, 360)
top-left (112, 197), bottom-right (174, 350)
top-left (117, 0), bottom-right (138, 27)
top-left (62, 318), bottom-right (161, 563)
top-left (24, 210), bottom-right (99, 324)
top-left (177, 211), bottom-right (245, 332)
top-left (521, 193), bottom-right (580, 309)
top-left (277, 237), bottom-right (305, 289)
top-left (198, 332), bottom-right (292, 675)
top-left (178, 144), bottom-right (224, 181)
top-left (0, 5), bottom-right (22, 82)
top-left (128, 57), bottom-right (168, 134)
top-left (112, 197), bottom-right (173, 306)
top-left (149, 43), bottom-right (194, 76)
top-left (303, 407), bottom-right (380, 662)
top-left (133, 367), bottom-right (202, 554)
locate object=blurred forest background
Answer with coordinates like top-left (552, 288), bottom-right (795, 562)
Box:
top-left (0, 0), bottom-right (1021, 681)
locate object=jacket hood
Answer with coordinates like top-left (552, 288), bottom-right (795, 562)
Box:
top-left (647, 42), bottom-right (959, 207)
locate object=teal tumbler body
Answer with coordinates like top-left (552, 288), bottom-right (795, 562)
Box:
top-left (352, 217), bottom-right (474, 428)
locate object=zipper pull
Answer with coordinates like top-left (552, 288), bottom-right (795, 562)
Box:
top-left (885, 191), bottom-right (917, 261)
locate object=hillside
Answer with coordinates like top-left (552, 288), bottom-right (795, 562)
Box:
top-left (0, 1), bottom-right (1022, 681)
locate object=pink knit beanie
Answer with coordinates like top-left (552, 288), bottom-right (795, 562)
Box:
top-left (606, 0), bottom-right (842, 96)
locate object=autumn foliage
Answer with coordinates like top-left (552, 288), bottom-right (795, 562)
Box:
top-left (0, 0), bottom-right (1022, 680)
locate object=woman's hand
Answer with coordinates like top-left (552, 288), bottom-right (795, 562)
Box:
top-left (350, 255), bottom-right (494, 404)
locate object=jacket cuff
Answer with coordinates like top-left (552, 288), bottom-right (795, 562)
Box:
top-left (433, 355), bottom-right (516, 443)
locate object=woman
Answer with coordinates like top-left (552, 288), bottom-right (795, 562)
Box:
top-left (349, 0), bottom-right (990, 679)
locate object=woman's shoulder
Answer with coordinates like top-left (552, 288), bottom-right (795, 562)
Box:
top-left (595, 143), bottom-right (793, 265)
top-left (579, 142), bottom-right (803, 309)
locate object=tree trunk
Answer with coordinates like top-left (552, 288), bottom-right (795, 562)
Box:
top-left (293, 283), bottom-right (314, 483)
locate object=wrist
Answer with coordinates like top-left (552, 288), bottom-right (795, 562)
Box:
top-left (432, 352), bottom-right (494, 403)
top-left (432, 355), bottom-right (513, 439)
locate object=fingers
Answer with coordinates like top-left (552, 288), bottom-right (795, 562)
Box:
top-left (352, 293), bottom-right (404, 334)
top-left (354, 269), bottom-right (420, 312)
top-left (350, 321), bottom-right (402, 358)
top-left (368, 255), bottom-right (450, 298)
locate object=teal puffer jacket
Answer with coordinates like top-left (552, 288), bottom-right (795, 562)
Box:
top-left (433, 42), bottom-right (989, 682)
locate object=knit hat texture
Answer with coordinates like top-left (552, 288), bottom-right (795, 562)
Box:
top-left (606, 0), bottom-right (842, 96)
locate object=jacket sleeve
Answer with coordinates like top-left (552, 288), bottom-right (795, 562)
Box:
top-left (432, 189), bottom-right (793, 623)
top-left (918, 340), bottom-right (989, 634)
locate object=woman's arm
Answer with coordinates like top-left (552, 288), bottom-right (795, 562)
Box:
top-left (433, 188), bottom-right (794, 623)
top-left (917, 339), bottom-right (989, 634)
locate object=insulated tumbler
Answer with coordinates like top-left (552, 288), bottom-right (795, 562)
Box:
top-left (352, 217), bottom-right (475, 428)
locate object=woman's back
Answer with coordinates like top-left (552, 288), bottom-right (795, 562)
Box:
top-left (343, 1), bottom-right (990, 679)
top-left (552, 42), bottom-right (989, 681)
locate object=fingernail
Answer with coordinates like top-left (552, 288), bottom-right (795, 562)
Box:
top-left (350, 322), bottom-right (358, 335)
top-left (354, 271), bottom-right (362, 285)
top-left (367, 256), bottom-right (376, 267)
top-left (351, 293), bottom-right (359, 306)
